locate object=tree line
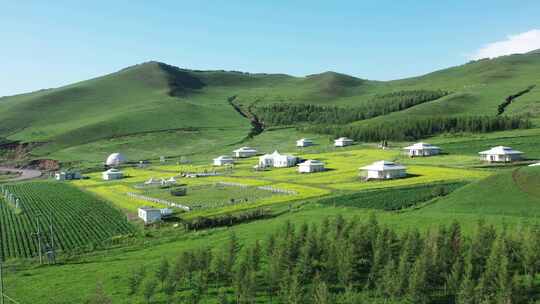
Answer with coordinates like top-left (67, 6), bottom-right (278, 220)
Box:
top-left (307, 115), bottom-right (531, 142)
top-left (100, 216), bottom-right (540, 304)
top-left (252, 90), bottom-right (449, 126)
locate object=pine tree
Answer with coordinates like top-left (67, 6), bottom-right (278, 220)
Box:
top-left (476, 237), bottom-right (509, 303)
top-left (446, 255), bottom-right (464, 296)
top-left (156, 258), bottom-right (170, 290)
top-left (217, 287), bottom-right (229, 304)
top-left (337, 242), bottom-right (354, 287)
top-left (337, 284), bottom-right (356, 304)
top-left (407, 248), bottom-right (430, 304)
top-left (85, 282), bottom-right (112, 304)
top-left (457, 250), bottom-right (475, 304)
top-left (224, 231), bottom-right (242, 285)
top-left (378, 258), bottom-right (397, 298)
top-left (162, 277), bottom-right (177, 304)
top-left (251, 240), bottom-right (262, 272)
top-left (312, 273), bottom-right (331, 304)
top-left (142, 278), bottom-right (158, 304)
top-left (127, 266), bottom-right (146, 296)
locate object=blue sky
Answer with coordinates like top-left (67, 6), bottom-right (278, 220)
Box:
top-left (1, 1), bottom-right (540, 96)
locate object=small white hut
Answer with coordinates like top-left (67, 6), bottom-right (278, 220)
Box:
top-left (213, 155), bottom-right (234, 166)
top-left (106, 153), bottom-right (127, 167)
top-left (138, 207), bottom-right (162, 224)
top-left (102, 168), bottom-right (124, 180)
top-left (334, 137), bottom-right (354, 147)
top-left (403, 142), bottom-right (441, 157)
top-left (360, 161), bottom-right (407, 180)
top-left (55, 172), bottom-right (66, 181)
top-left (296, 138), bottom-right (313, 147)
top-left (479, 146), bottom-right (523, 163)
top-left (233, 147), bottom-right (258, 158)
top-left (298, 160), bottom-right (325, 173)
top-left (258, 151), bottom-right (298, 168)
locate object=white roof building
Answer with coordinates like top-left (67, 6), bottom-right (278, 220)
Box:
top-left (106, 153), bottom-right (127, 167)
top-left (529, 163), bottom-right (540, 167)
top-left (334, 137), bottom-right (354, 147)
top-left (403, 142), bottom-right (441, 157)
top-left (360, 161), bottom-right (407, 180)
top-left (479, 146), bottom-right (523, 163)
top-left (55, 172), bottom-right (66, 181)
top-left (138, 207), bottom-right (162, 224)
top-left (259, 151), bottom-right (298, 168)
top-left (296, 138), bottom-right (314, 147)
top-left (233, 147), bottom-right (258, 158)
top-left (213, 155), bottom-right (234, 166)
top-left (102, 168), bottom-right (124, 181)
top-left (298, 160), bottom-right (325, 173)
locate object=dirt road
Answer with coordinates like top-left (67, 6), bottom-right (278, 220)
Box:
top-left (0, 167), bottom-right (42, 181)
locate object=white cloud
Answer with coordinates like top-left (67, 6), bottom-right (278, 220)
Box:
top-left (469, 29), bottom-right (540, 60)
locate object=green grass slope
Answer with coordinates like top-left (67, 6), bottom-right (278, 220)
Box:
top-left (422, 166), bottom-right (540, 217)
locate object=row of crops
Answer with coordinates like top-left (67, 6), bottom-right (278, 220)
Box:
top-left (319, 182), bottom-right (467, 210)
top-left (0, 182), bottom-right (134, 260)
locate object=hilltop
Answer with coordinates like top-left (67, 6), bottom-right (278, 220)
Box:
top-left (0, 52), bottom-right (539, 166)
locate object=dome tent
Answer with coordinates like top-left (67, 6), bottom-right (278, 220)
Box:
top-left (106, 153), bottom-right (127, 167)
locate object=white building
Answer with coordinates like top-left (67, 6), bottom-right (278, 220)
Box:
top-left (298, 160), bottom-right (325, 173)
top-left (360, 161), bottom-right (407, 180)
top-left (138, 207), bottom-right (162, 224)
top-left (213, 155), bottom-right (234, 166)
top-left (160, 208), bottom-right (173, 218)
top-left (296, 138), bottom-right (313, 147)
top-left (106, 153), bottom-right (127, 167)
top-left (403, 142), bottom-right (441, 157)
top-left (479, 146), bottom-right (523, 163)
top-left (258, 151), bottom-right (298, 168)
top-left (529, 163), bottom-right (540, 167)
top-left (55, 171), bottom-right (82, 181)
top-left (102, 168), bottom-right (124, 180)
top-left (55, 172), bottom-right (66, 181)
top-left (334, 137), bottom-right (354, 147)
top-left (233, 147), bottom-right (258, 158)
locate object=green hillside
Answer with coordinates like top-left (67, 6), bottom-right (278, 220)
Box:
top-left (1, 52), bottom-right (539, 165)
top-left (422, 166), bottom-right (540, 217)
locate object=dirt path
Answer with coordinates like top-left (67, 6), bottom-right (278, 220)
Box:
top-left (0, 167), bottom-right (42, 181)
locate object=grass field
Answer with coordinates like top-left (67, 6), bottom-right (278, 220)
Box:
top-left (69, 145), bottom-right (490, 221)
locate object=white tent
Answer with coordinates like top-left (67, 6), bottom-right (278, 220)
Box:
top-left (213, 155), bottom-right (234, 166)
top-left (298, 160), bottom-right (325, 173)
top-left (360, 161), bottom-right (407, 180)
top-left (106, 153), bottom-right (127, 167)
top-left (233, 147), bottom-right (258, 158)
top-left (479, 146), bottom-right (523, 162)
top-left (403, 142), bottom-right (441, 157)
top-left (334, 137), bottom-right (354, 147)
top-left (258, 151), bottom-right (297, 168)
top-left (296, 138), bottom-right (313, 147)
top-left (102, 168), bottom-right (124, 180)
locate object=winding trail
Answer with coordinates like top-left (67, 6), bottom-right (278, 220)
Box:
top-left (0, 167), bottom-right (42, 181)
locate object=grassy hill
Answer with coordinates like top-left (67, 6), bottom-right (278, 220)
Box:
top-left (421, 166), bottom-right (540, 217)
top-left (1, 53), bottom-right (539, 165)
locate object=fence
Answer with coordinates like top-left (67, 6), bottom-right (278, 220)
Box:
top-left (126, 192), bottom-right (190, 211)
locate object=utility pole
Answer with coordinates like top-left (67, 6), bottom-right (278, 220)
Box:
top-left (35, 215), bottom-right (43, 265)
top-left (48, 213), bottom-right (55, 264)
top-left (0, 259), bottom-right (4, 304)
